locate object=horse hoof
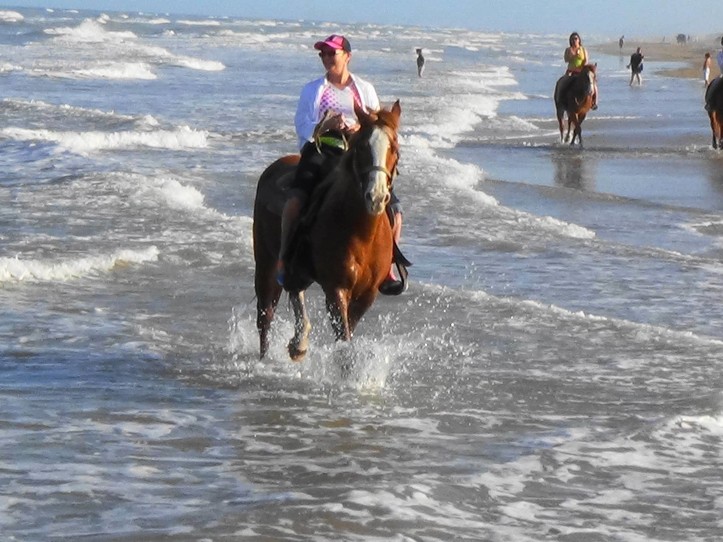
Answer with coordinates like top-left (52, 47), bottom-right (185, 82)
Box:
top-left (288, 335), bottom-right (310, 361)
top-left (288, 344), bottom-right (307, 362)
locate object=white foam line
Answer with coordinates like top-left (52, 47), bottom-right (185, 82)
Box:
top-left (0, 246), bottom-right (159, 283)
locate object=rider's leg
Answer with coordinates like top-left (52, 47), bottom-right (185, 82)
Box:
top-left (384, 194), bottom-right (403, 283)
top-left (277, 194), bottom-right (304, 284)
top-left (592, 80), bottom-right (599, 109)
top-left (278, 196), bottom-right (303, 259)
top-left (388, 210), bottom-right (403, 280)
top-left (705, 77), bottom-right (719, 111)
top-left (276, 140), bottom-right (345, 284)
top-left (276, 141), bottom-right (320, 284)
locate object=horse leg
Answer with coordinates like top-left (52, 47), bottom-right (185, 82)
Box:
top-left (556, 108), bottom-right (565, 142)
top-left (255, 260), bottom-right (283, 359)
top-left (574, 113), bottom-right (586, 148)
top-left (711, 111), bottom-right (720, 149)
top-left (565, 116), bottom-right (574, 144)
top-left (348, 291), bottom-right (377, 335)
top-left (325, 289), bottom-right (352, 342)
top-left (287, 290), bottom-right (311, 361)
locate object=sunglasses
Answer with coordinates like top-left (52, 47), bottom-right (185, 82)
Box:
top-left (319, 49), bottom-right (343, 58)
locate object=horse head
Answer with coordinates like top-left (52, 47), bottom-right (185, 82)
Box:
top-left (350, 100), bottom-right (401, 215)
top-left (581, 63), bottom-right (597, 95)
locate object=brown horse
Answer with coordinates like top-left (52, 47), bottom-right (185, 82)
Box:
top-left (554, 64), bottom-right (597, 148)
top-left (253, 101), bottom-right (402, 360)
top-left (705, 78), bottom-right (723, 149)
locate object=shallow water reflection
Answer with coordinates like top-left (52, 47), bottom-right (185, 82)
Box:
top-left (551, 149), bottom-right (597, 191)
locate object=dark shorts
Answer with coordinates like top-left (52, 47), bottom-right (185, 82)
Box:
top-left (288, 139), bottom-right (345, 204)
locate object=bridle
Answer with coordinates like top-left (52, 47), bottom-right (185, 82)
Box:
top-left (351, 124), bottom-right (399, 190)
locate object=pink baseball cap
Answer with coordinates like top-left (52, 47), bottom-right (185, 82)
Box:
top-left (313, 34), bottom-right (351, 53)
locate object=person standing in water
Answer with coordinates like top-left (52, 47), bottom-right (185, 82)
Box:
top-left (416, 48), bottom-right (425, 77)
top-left (627, 47), bottom-right (644, 86)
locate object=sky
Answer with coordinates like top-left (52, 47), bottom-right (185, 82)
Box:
top-left (3, 1), bottom-right (723, 39)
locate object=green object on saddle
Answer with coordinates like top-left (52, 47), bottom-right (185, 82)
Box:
top-left (317, 134), bottom-right (346, 149)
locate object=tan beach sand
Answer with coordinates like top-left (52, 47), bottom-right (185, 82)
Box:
top-left (591, 37), bottom-right (722, 79)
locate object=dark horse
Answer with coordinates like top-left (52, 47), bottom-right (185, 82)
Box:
top-left (253, 101), bottom-right (402, 360)
top-left (705, 78), bottom-right (723, 149)
top-left (554, 64), bottom-right (597, 148)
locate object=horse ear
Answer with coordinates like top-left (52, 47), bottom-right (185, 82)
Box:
top-left (391, 99), bottom-right (401, 119)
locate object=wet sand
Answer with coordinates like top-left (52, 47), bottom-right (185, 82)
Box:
top-left (592, 37), bottom-right (721, 79)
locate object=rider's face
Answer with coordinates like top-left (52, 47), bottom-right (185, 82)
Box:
top-left (319, 47), bottom-right (348, 73)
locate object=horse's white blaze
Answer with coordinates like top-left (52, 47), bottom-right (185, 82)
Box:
top-left (586, 70), bottom-right (595, 94)
top-left (365, 127), bottom-right (392, 215)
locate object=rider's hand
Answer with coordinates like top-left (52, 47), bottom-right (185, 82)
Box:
top-left (344, 123), bottom-right (360, 135)
top-left (318, 112), bottom-right (344, 133)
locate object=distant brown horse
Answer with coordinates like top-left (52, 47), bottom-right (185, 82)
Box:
top-left (705, 78), bottom-right (723, 149)
top-left (253, 101), bottom-right (402, 360)
top-left (554, 64), bottom-right (597, 148)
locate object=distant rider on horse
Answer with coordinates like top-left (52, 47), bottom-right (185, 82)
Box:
top-left (704, 36), bottom-right (723, 110)
top-left (560, 32), bottom-right (598, 110)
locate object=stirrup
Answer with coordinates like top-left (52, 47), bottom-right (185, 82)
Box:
top-left (379, 259), bottom-right (409, 296)
top-left (379, 277), bottom-right (406, 296)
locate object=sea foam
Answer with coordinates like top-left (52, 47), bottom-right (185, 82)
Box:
top-left (0, 246), bottom-right (159, 283)
top-left (2, 125), bottom-right (209, 154)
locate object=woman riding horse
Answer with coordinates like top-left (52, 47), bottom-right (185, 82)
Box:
top-left (253, 102), bottom-right (403, 360)
top-left (277, 34), bottom-right (404, 294)
top-left (562, 32), bottom-right (598, 109)
top-left (554, 63), bottom-right (597, 148)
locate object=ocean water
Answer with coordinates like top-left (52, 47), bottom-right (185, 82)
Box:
top-left (1, 7), bottom-right (722, 541)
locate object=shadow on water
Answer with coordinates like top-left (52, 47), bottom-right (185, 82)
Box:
top-left (551, 148), bottom-right (598, 191)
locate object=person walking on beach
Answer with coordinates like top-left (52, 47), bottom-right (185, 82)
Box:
top-left (627, 47), bottom-right (644, 86)
top-left (562, 32), bottom-right (598, 109)
top-left (416, 48), bottom-right (425, 77)
top-left (619, 35), bottom-right (624, 50)
top-left (703, 52), bottom-right (712, 86)
top-left (277, 34), bottom-right (405, 293)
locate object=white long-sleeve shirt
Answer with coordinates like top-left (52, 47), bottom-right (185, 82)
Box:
top-left (294, 73), bottom-right (380, 150)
